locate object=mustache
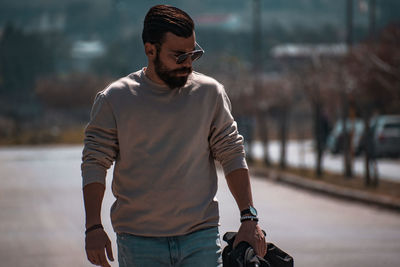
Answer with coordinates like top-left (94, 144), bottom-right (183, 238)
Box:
top-left (172, 67), bottom-right (192, 75)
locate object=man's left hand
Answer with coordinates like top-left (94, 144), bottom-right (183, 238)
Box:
top-left (233, 221), bottom-right (267, 257)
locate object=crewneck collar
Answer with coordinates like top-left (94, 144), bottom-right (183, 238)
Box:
top-left (140, 68), bottom-right (193, 93)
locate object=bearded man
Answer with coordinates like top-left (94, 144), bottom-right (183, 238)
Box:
top-left (81, 5), bottom-right (266, 267)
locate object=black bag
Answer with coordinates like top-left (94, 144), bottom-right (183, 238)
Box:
top-left (222, 232), bottom-right (294, 267)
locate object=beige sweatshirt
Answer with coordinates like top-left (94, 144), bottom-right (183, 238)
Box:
top-left (81, 69), bottom-right (247, 237)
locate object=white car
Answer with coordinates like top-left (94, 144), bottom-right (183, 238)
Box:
top-left (372, 115), bottom-right (400, 158)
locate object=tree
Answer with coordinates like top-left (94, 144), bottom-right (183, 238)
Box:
top-left (0, 23), bottom-right (55, 116)
top-left (292, 57), bottom-right (340, 178)
top-left (262, 76), bottom-right (293, 169)
top-left (348, 23), bottom-right (400, 186)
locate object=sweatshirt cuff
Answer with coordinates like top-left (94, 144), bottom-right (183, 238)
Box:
top-left (82, 167), bottom-right (107, 188)
top-left (222, 156), bottom-right (248, 175)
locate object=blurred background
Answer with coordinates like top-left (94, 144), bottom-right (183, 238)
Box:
top-left (1, 1), bottom-right (400, 267)
top-left (1, 0), bottom-right (399, 182)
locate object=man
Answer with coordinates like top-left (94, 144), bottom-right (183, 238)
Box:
top-left (82, 5), bottom-right (266, 267)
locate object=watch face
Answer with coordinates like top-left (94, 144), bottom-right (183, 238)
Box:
top-left (241, 206), bottom-right (258, 217)
top-left (250, 206), bottom-right (257, 216)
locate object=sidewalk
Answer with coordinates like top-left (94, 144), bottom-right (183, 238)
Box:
top-left (249, 164), bottom-right (400, 212)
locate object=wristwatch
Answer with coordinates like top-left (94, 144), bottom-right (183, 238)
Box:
top-left (240, 206), bottom-right (258, 217)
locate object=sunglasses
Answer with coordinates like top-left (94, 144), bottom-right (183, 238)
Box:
top-left (175, 42), bottom-right (205, 64)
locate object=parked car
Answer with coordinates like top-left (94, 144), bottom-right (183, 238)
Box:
top-left (351, 115), bottom-right (400, 158)
top-left (372, 115), bottom-right (400, 158)
top-left (326, 119), bottom-right (363, 154)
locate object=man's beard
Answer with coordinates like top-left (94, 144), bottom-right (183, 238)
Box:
top-left (154, 53), bottom-right (192, 89)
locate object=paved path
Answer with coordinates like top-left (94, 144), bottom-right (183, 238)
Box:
top-left (0, 145), bottom-right (399, 267)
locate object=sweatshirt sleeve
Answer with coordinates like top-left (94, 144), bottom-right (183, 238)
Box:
top-left (208, 86), bottom-right (248, 175)
top-left (81, 92), bottom-right (119, 188)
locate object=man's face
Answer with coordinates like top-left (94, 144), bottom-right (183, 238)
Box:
top-left (153, 32), bottom-right (196, 89)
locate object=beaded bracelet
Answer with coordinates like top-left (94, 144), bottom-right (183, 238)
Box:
top-left (240, 216), bottom-right (259, 223)
top-left (85, 224), bottom-right (104, 234)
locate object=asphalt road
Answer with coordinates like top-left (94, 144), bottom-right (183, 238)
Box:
top-left (0, 145), bottom-right (399, 267)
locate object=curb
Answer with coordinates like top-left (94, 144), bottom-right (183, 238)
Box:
top-left (249, 165), bottom-right (400, 212)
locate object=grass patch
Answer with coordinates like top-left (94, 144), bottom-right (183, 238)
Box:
top-left (0, 126), bottom-right (85, 146)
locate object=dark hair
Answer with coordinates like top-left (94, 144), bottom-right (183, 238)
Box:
top-left (142, 5), bottom-right (194, 45)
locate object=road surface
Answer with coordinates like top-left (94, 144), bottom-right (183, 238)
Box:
top-left (0, 145), bottom-right (399, 267)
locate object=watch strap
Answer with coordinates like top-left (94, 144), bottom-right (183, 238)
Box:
top-left (240, 208), bottom-right (251, 216)
top-left (240, 206), bottom-right (257, 217)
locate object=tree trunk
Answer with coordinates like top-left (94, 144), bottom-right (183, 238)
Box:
top-left (279, 107), bottom-right (289, 169)
top-left (363, 114), bottom-right (371, 186)
top-left (342, 93), bottom-right (353, 178)
top-left (257, 112), bottom-right (271, 166)
top-left (314, 103), bottom-right (323, 177)
top-left (363, 111), bottom-right (379, 187)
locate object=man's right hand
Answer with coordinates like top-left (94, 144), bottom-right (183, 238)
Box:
top-left (85, 228), bottom-right (114, 267)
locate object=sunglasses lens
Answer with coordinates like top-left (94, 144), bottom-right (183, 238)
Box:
top-left (176, 54), bottom-right (189, 64)
top-left (191, 50), bottom-right (203, 61)
top-left (176, 50), bottom-right (204, 64)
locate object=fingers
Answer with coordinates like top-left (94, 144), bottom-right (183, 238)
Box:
top-left (87, 250), bottom-right (102, 266)
top-left (257, 239), bottom-right (267, 257)
top-left (87, 250), bottom-right (96, 265)
top-left (98, 251), bottom-right (111, 267)
top-left (95, 253), bottom-right (103, 266)
top-left (105, 239), bottom-right (114, 262)
top-left (85, 229), bottom-right (114, 266)
top-left (254, 227), bottom-right (267, 257)
top-left (87, 250), bottom-right (111, 267)
top-left (253, 239), bottom-right (266, 256)
top-left (258, 241), bottom-right (267, 256)
top-left (235, 222), bottom-right (267, 256)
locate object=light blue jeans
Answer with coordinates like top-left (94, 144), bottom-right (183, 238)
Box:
top-left (117, 227), bottom-right (222, 267)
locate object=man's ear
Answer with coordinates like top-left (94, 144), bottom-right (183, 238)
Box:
top-left (145, 43), bottom-right (157, 59)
